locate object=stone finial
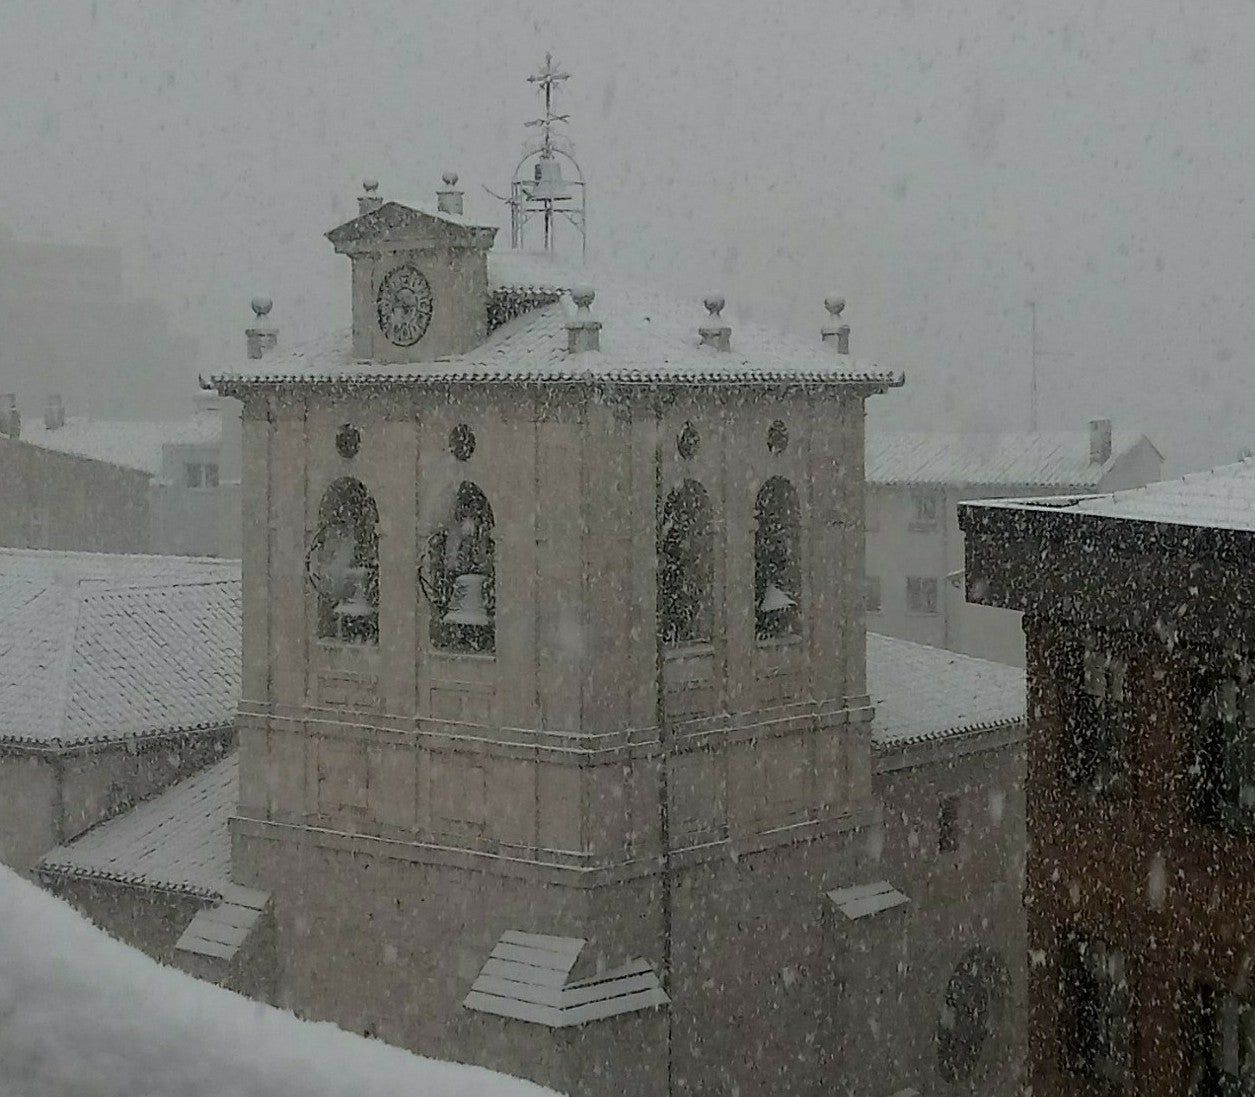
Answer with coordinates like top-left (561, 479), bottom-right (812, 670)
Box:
top-left (821, 295), bottom-right (850, 354)
top-left (698, 293), bottom-right (731, 352)
top-left (437, 171), bottom-right (465, 217)
top-left (246, 296), bottom-right (279, 360)
top-left (358, 178), bottom-right (384, 216)
top-left (566, 285), bottom-right (602, 354)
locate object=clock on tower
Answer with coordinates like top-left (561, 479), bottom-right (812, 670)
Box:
top-left (325, 181), bottom-right (497, 363)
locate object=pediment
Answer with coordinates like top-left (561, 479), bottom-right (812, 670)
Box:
top-left (326, 201), bottom-right (497, 255)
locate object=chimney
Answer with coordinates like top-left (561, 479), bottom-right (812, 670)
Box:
top-left (246, 297), bottom-right (278, 360)
top-left (358, 178), bottom-right (383, 217)
top-left (565, 286), bottom-right (601, 353)
top-left (1089, 418), bottom-right (1113, 464)
top-left (821, 296), bottom-right (850, 355)
top-left (44, 393), bottom-right (65, 430)
top-left (0, 394), bottom-right (18, 440)
top-left (698, 294), bottom-right (731, 352)
top-left (436, 171), bottom-right (464, 217)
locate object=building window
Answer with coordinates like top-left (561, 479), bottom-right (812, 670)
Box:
top-left (1063, 639), bottom-right (1129, 794)
top-left (865, 574), bottom-right (882, 614)
top-left (307, 477), bottom-right (380, 644)
top-left (425, 482), bottom-right (495, 654)
top-left (658, 480), bottom-right (713, 646)
top-left (911, 490), bottom-right (939, 529)
top-left (906, 577), bottom-right (939, 615)
top-left (1062, 937), bottom-right (1133, 1087)
top-left (938, 795), bottom-right (960, 853)
top-left (754, 477), bottom-right (801, 640)
top-left (1186, 985), bottom-right (1255, 1095)
top-left (185, 462), bottom-right (220, 489)
top-left (1191, 668), bottom-right (1255, 833)
top-left (937, 949), bottom-right (1007, 1083)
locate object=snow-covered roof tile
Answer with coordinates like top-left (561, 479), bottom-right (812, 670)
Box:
top-left (20, 414), bottom-right (221, 475)
top-left (866, 429), bottom-right (1153, 487)
top-left (210, 262), bottom-right (902, 391)
top-left (977, 454), bottom-right (1255, 533)
top-left (0, 550), bottom-right (239, 745)
top-left (867, 633), bottom-right (1025, 748)
top-left (41, 752), bottom-right (237, 898)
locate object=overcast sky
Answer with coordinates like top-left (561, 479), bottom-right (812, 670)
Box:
top-left (2, 0), bottom-right (1254, 471)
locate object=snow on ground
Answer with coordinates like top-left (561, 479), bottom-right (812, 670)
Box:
top-left (0, 867), bottom-right (560, 1097)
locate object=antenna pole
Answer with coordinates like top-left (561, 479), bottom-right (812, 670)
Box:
top-left (1027, 299), bottom-right (1038, 432)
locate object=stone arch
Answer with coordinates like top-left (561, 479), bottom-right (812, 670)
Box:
top-left (308, 477), bottom-right (380, 644)
top-left (426, 481), bottom-right (496, 654)
top-left (658, 479), bottom-right (714, 646)
top-left (753, 476), bottom-right (801, 640)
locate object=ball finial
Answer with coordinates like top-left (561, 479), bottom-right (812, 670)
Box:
top-left (703, 294), bottom-right (725, 318)
top-left (824, 295), bottom-right (846, 318)
top-left (362, 178), bottom-right (379, 193)
top-left (571, 285), bottom-right (596, 311)
top-left (442, 171), bottom-right (459, 187)
top-left (251, 296), bottom-right (273, 319)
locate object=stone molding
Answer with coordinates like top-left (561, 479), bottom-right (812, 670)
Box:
top-left (230, 802), bottom-right (879, 889)
top-left (238, 696), bottom-right (869, 765)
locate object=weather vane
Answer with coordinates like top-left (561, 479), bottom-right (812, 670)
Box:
top-left (498, 52), bottom-right (587, 256)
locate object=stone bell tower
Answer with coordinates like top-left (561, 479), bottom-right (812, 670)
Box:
top-left (212, 175), bottom-right (902, 1097)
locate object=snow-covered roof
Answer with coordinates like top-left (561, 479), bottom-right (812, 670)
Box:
top-left (866, 429), bottom-right (1155, 487)
top-left (210, 254), bottom-right (902, 391)
top-left (0, 550), bottom-right (239, 745)
top-left (867, 633), bottom-right (1024, 748)
top-left (41, 752), bottom-right (237, 899)
top-left (0, 866), bottom-right (559, 1097)
top-left (20, 413), bottom-right (221, 475)
top-left (975, 454), bottom-right (1255, 534)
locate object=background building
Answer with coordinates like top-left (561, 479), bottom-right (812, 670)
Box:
top-left (0, 550), bottom-right (238, 870)
top-left (0, 393), bottom-right (230, 556)
top-left (866, 424), bottom-right (1162, 665)
top-left (962, 456), bottom-right (1255, 1094)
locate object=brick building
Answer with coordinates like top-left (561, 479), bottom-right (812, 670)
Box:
top-left (962, 456), bottom-right (1255, 1094)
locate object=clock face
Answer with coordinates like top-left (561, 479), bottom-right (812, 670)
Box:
top-left (376, 265), bottom-right (434, 347)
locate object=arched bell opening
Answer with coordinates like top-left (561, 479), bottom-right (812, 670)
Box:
top-left (306, 477), bottom-right (380, 645)
top-left (658, 479), bottom-right (713, 647)
top-left (422, 481), bottom-right (496, 655)
top-left (753, 476), bottom-right (801, 641)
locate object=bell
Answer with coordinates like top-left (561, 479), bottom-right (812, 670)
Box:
top-left (443, 573), bottom-right (491, 627)
top-left (332, 567), bottom-right (374, 621)
top-left (758, 583), bottom-right (797, 614)
top-left (527, 156), bottom-right (572, 202)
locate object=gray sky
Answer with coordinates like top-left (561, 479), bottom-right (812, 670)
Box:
top-left (2, 0), bottom-right (1254, 471)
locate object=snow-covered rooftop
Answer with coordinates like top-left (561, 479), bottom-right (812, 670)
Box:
top-left (866, 429), bottom-right (1155, 487)
top-left (211, 254), bottom-right (902, 390)
top-left (0, 866), bottom-right (559, 1097)
top-left (974, 454), bottom-right (1255, 534)
top-left (867, 633), bottom-right (1025, 748)
top-left (20, 413), bottom-right (221, 475)
top-left (0, 550), bottom-right (240, 745)
top-left (42, 752), bottom-right (237, 899)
